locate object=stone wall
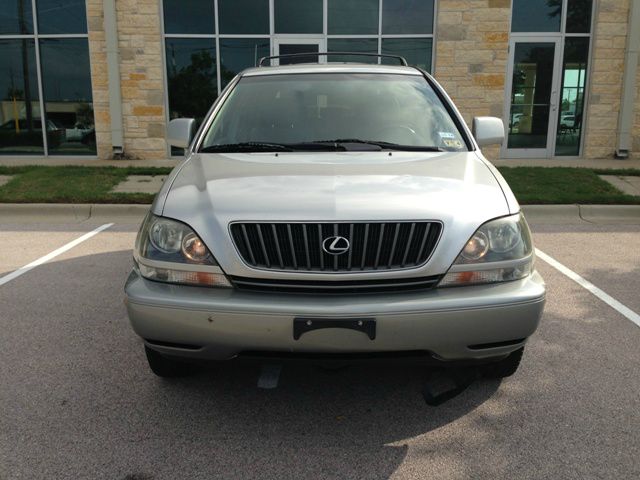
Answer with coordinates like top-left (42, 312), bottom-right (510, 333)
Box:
top-left (86, 0), bottom-right (111, 159)
top-left (584, 0), bottom-right (631, 159)
top-left (87, 0), bottom-right (167, 159)
top-left (435, 0), bottom-right (511, 160)
top-left (84, 0), bottom-right (637, 161)
top-left (635, 31), bottom-right (640, 157)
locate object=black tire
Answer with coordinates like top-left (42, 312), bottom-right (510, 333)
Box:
top-left (482, 347), bottom-right (524, 379)
top-left (144, 346), bottom-right (193, 378)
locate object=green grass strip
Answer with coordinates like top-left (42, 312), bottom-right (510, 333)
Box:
top-left (0, 165), bottom-right (638, 205)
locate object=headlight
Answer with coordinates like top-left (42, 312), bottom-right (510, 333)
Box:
top-left (439, 213), bottom-right (533, 287)
top-left (134, 214), bottom-right (231, 288)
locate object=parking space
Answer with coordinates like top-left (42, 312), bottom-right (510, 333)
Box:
top-left (1, 218), bottom-right (639, 479)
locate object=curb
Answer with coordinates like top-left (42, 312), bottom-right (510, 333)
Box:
top-left (1, 203), bottom-right (639, 225)
top-left (0, 203), bottom-right (149, 224)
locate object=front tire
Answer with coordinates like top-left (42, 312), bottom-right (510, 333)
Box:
top-left (145, 346), bottom-right (193, 378)
top-left (482, 347), bottom-right (524, 379)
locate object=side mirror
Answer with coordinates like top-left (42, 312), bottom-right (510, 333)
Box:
top-left (472, 116), bottom-right (505, 147)
top-left (167, 118), bottom-right (196, 149)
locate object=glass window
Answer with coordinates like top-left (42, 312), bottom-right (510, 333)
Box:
top-left (39, 38), bottom-right (95, 155)
top-left (201, 73), bottom-right (467, 151)
top-left (278, 44), bottom-right (320, 65)
top-left (511, 0), bottom-right (562, 33)
top-left (220, 38), bottom-right (269, 88)
top-left (0, 39), bottom-right (43, 154)
top-left (382, 0), bottom-right (434, 34)
top-left (555, 37), bottom-right (589, 156)
top-left (37, 0), bottom-right (87, 34)
top-left (166, 38), bottom-right (217, 155)
top-left (566, 0), bottom-right (593, 33)
top-left (218, 0), bottom-right (269, 34)
top-left (163, 0), bottom-right (215, 34)
top-left (275, 0), bottom-right (322, 34)
top-left (328, 0), bottom-right (379, 35)
top-left (382, 38), bottom-right (432, 71)
top-left (327, 38), bottom-right (378, 64)
top-left (0, 0), bottom-right (33, 34)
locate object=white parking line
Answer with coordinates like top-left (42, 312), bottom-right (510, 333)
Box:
top-left (257, 364), bottom-right (282, 389)
top-left (0, 223), bottom-right (114, 287)
top-left (536, 248), bottom-right (640, 328)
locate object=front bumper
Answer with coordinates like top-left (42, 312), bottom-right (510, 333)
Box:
top-left (124, 270), bottom-right (545, 362)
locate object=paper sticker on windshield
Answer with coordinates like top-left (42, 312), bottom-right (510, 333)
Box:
top-left (443, 139), bottom-right (464, 149)
top-left (438, 132), bottom-right (456, 139)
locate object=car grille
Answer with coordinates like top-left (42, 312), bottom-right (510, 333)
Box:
top-left (230, 275), bottom-right (442, 294)
top-left (229, 221), bottom-right (442, 272)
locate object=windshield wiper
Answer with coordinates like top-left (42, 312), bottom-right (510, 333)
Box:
top-left (311, 139), bottom-right (445, 152)
top-left (200, 142), bottom-right (294, 153)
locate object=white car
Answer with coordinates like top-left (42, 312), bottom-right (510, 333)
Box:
top-left (125, 53), bottom-right (546, 380)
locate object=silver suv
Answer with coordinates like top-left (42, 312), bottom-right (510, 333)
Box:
top-left (125, 55), bottom-right (545, 379)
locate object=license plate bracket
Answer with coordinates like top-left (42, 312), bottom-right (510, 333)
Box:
top-left (293, 317), bottom-right (376, 340)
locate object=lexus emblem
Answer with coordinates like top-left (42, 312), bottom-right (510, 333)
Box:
top-left (322, 236), bottom-right (350, 255)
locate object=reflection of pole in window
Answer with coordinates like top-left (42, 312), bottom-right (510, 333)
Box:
top-left (18, 0), bottom-right (34, 132)
top-left (9, 70), bottom-right (21, 132)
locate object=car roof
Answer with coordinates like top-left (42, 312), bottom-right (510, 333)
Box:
top-left (241, 63), bottom-right (423, 77)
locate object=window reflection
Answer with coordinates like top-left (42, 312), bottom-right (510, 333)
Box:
top-left (0, 0), bottom-right (33, 34)
top-left (566, 0), bottom-right (593, 33)
top-left (0, 39), bottom-right (43, 154)
top-left (382, 0), bottom-right (434, 34)
top-left (382, 38), bottom-right (432, 71)
top-left (512, 0), bottom-right (562, 33)
top-left (39, 38), bottom-right (95, 155)
top-left (507, 43), bottom-right (556, 149)
top-left (555, 37), bottom-right (589, 156)
top-left (37, 0), bottom-right (87, 34)
top-left (327, 39), bottom-right (378, 64)
top-left (165, 39), bottom-right (217, 155)
top-left (220, 38), bottom-right (269, 88)
top-left (218, 0), bottom-right (269, 34)
top-left (275, 0), bottom-right (322, 34)
top-left (163, 0), bottom-right (215, 34)
top-left (328, 0), bottom-right (379, 35)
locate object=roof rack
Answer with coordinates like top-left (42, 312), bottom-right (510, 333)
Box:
top-left (258, 52), bottom-right (408, 67)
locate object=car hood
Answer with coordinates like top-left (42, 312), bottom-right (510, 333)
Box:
top-left (160, 151), bottom-right (513, 278)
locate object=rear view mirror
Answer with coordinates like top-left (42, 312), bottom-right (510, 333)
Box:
top-left (472, 117), bottom-right (505, 147)
top-left (167, 118), bottom-right (196, 149)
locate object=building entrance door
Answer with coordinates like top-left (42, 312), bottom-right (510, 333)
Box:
top-left (503, 37), bottom-right (563, 159)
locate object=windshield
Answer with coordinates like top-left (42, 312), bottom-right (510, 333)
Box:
top-left (199, 73), bottom-right (468, 152)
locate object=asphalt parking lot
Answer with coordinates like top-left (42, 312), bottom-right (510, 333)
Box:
top-left (1, 211), bottom-right (639, 479)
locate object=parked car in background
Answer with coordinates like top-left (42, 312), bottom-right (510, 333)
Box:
top-left (65, 122), bottom-right (94, 142)
top-left (0, 118), bottom-right (64, 148)
top-left (125, 53), bottom-right (546, 381)
top-left (560, 114), bottom-right (576, 129)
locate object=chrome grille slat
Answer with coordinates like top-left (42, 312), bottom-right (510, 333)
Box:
top-left (286, 224), bottom-right (297, 269)
top-left (401, 223), bottom-right (416, 267)
top-left (347, 224), bottom-right (354, 271)
top-left (416, 223), bottom-right (432, 262)
top-left (374, 223), bottom-right (386, 269)
top-left (317, 224), bottom-right (324, 271)
top-left (240, 224), bottom-right (256, 265)
top-left (361, 223), bottom-right (369, 270)
top-left (333, 224), bottom-right (339, 271)
top-left (271, 224), bottom-right (284, 269)
top-left (388, 223), bottom-right (400, 269)
top-left (302, 224), bottom-right (311, 270)
top-left (230, 221), bottom-right (441, 273)
top-left (255, 224), bottom-right (270, 268)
